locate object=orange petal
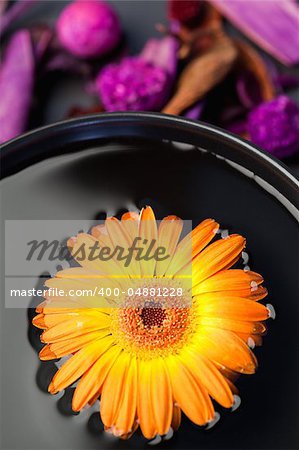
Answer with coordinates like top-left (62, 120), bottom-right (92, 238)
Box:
top-left (247, 286), bottom-right (268, 301)
top-left (171, 404), bottom-right (181, 431)
top-left (193, 294), bottom-right (269, 321)
top-left (70, 232), bottom-right (126, 279)
top-left (156, 215), bottom-right (183, 276)
top-left (113, 357), bottom-right (138, 436)
top-left (191, 219), bottom-right (220, 257)
top-left (224, 377), bottom-right (239, 395)
top-left (118, 420), bottom-right (139, 440)
top-left (105, 216), bottom-right (131, 248)
top-left (32, 313), bottom-right (46, 329)
top-left (121, 212), bottom-right (139, 242)
top-left (44, 278), bottom-right (118, 309)
top-left (138, 206), bottom-right (158, 277)
top-left (215, 363), bottom-right (239, 382)
top-left (150, 358), bottom-right (173, 435)
top-left (122, 212), bottom-right (139, 219)
top-left (49, 336), bottom-right (114, 393)
top-left (166, 219), bottom-right (219, 276)
top-left (193, 234), bottom-right (246, 285)
top-left (36, 299), bottom-right (79, 313)
top-left (33, 312), bottom-right (81, 330)
top-left (105, 217), bottom-right (138, 277)
top-left (41, 314), bottom-right (110, 343)
top-left (39, 345), bottom-right (57, 360)
top-left (195, 316), bottom-right (266, 335)
top-left (202, 285), bottom-right (268, 301)
top-left (137, 359), bottom-right (157, 439)
top-left (90, 223), bottom-right (110, 242)
top-left (193, 269), bottom-right (264, 296)
top-left (72, 345), bottom-right (122, 411)
top-left (179, 347), bottom-right (234, 408)
top-left (166, 355), bottom-right (214, 426)
top-left (40, 331), bottom-right (105, 360)
top-left (236, 332), bottom-right (263, 347)
top-left (100, 352), bottom-right (132, 429)
top-left (68, 233), bottom-right (104, 272)
top-left (193, 327), bottom-right (257, 374)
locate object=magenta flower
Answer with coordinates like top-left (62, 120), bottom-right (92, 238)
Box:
top-left (248, 95), bottom-right (299, 159)
top-left (56, 0), bottom-right (121, 59)
top-left (96, 57), bottom-right (168, 111)
top-left (96, 37), bottom-right (178, 111)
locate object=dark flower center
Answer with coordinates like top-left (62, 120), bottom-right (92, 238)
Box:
top-left (140, 305), bottom-right (166, 328)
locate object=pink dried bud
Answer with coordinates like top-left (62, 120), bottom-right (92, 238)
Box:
top-left (248, 95), bottom-right (299, 159)
top-left (96, 57), bottom-right (169, 112)
top-left (56, 0), bottom-right (121, 59)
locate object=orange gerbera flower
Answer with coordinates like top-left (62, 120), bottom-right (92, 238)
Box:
top-left (33, 207), bottom-right (273, 441)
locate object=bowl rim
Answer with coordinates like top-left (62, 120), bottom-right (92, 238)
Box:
top-left (1, 112), bottom-right (298, 211)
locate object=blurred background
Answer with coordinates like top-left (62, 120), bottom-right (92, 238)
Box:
top-left (1, 0), bottom-right (299, 173)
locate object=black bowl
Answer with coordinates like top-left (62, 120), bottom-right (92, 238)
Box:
top-left (1, 113), bottom-right (298, 450)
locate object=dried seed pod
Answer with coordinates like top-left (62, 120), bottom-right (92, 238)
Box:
top-left (163, 35), bottom-right (237, 115)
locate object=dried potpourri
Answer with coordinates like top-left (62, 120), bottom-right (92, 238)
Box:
top-left (56, 0), bottom-right (122, 59)
top-left (96, 37), bottom-right (178, 111)
top-left (248, 95), bottom-right (299, 159)
top-left (0, 0), bottom-right (298, 159)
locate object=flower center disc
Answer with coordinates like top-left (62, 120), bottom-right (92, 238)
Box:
top-left (112, 284), bottom-right (192, 358)
top-left (140, 305), bottom-right (166, 328)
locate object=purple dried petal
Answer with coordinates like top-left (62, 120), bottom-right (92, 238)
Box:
top-left (183, 101), bottom-right (204, 120)
top-left (236, 71), bottom-right (263, 109)
top-left (96, 57), bottom-right (169, 111)
top-left (257, 56), bottom-right (299, 94)
top-left (210, 0), bottom-right (299, 65)
top-left (140, 36), bottom-right (179, 82)
top-left (274, 73), bottom-right (299, 91)
top-left (0, 30), bottom-right (35, 143)
top-left (248, 95), bottom-right (299, 159)
top-left (56, 0), bottom-right (121, 59)
top-left (30, 24), bottom-right (53, 63)
top-left (219, 104), bottom-right (248, 126)
top-left (226, 120), bottom-right (248, 136)
top-left (45, 51), bottom-right (92, 77)
top-left (0, 0), bottom-right (36, 36)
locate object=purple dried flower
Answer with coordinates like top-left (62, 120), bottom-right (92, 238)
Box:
top-left (248, 95), bottom-right (299, 159)
top-left (0, 30), bottom-right (35, 143)
top-left (96, 36), bottom-right (178, 112)
top-left (96, 57), bottom-right (169, 111)
top-left (56, 0), bottom-right (121, 59)
top-left (184, 101), bottom-right (204, 120)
